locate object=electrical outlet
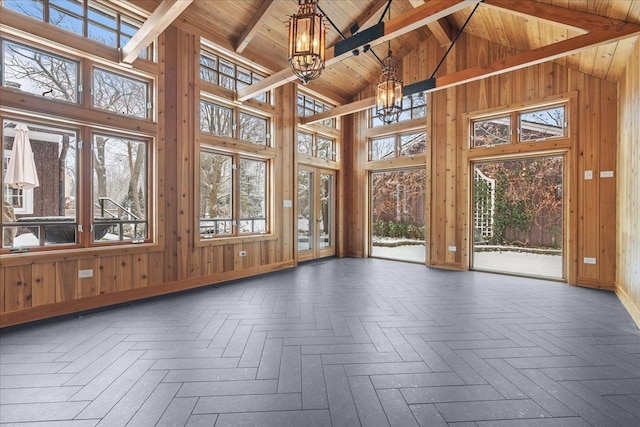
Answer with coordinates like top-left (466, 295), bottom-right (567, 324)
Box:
top-left (239, 250), bottom-right (247, 257)
top-left (283, 200), bottom-right (292, 208)
top-left (78, 269), bottom-right (93, 278)
top-left (448, 246), bottom-right (457, 252)
top-left (600, 171), bottom-right (614, 178)
top-left (583, 257), bottom-right (596, 265)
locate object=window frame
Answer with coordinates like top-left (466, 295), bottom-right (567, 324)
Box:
top-left (198, 147), bottom-right (271, 240)
top-left (297, 129), bottom-right (336, 162)
top-left (297, 92), bottom-right (336, 129)
top-left (368, 130), bottom-right (427, 162)
top-left (92, 66), bottom-right (152, 119)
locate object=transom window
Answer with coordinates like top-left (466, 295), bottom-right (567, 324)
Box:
top-left (370, 93), bottom-right (426, 128)
top-left (92, 68), bottom-right (151, 119)
top-left (200, 50), bottom-right (269, 103)
top-left (369, 131), bottom-right (426, 161)
top-left (200, 99), bottom-right (271, 146)
top-left (199, 150), bottom-right (269, 237)
top-left (297, 93), bottom-right (336, 128)
top-left (297, 131), bottom-right (336, 161)
top-left (2, 0), bottom-right (152, 59)
top-left (471, 104), bottom-right (567, 148)
top-left (1, 39), bottom-right (80, 102)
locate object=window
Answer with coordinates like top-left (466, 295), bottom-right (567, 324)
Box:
top-left (92, 134), bottom-right (148, 242)
top-left (200, 100), bottom-right (234, 137)
top-left (297, 131), bottom-right (335, 161)
top-left (370, 93), bottom-right (426, 127)
top-left (369, 131), bottom-right (426, 161)
top-left (297, 93), bottom-right (335, 128)
top-left (472, 116), bottom-right (511, 148)
top-left (200, 100), bottom-right (271, 147)
top-left (1, 39), bottom-right (79, 102)
top-left (3, 0), bottom-right (152, 59)
top-left (470, 103), bottom-right (567, 148)
top-left (200, 50), bottom-right (269, 102)
top-left (93, 68), bottom-right (150, 119)
top-left (2, 119), bottom-right (78, 249)
top-left (240, 112), bottom-right (268, 145)
top-left (199, 149), bottom-right (269, 238)
top-left (519, 106), bottom-right (566, 142)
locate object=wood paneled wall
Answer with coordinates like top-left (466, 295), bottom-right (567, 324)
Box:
top-left (617, 37), bottom-right (640, 325)
top-left (346, 33), bottom-right (618, 289)
top-left (0, 26), bottom-right (297, 327)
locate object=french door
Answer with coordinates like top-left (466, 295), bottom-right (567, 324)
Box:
top-left (297, 167), bottom-right (335, 261)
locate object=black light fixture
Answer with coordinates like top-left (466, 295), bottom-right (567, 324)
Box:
top-left (288, 0), bottom-right (326, 84)
top-left (376, 44), bottom-right (403, 125)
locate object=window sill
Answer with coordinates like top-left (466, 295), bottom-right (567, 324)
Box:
top-left (196, 234), bottom-right (278, 247)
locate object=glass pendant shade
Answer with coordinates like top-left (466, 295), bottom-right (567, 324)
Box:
top-left (288, 0), bottom-right (325, 84)
top-left (376, 50), bottom-right (403, 125)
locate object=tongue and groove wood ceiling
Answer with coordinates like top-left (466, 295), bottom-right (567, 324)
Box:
top-left (134, 0), bottom-right (640, 103)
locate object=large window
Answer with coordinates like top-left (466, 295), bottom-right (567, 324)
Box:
top-left (1, 39), bottom-right (79, 102)
top-left (3, 0), bottom-right (152, 59)
top-left (200, 99), bottom-right (271, 146)
top-left (199, 150), bottom-right (268, 238)
top-left (297, 131), bottom-right (336, 161)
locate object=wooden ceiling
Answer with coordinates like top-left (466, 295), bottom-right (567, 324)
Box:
top-left (134, 0), bottom-right (640, 103)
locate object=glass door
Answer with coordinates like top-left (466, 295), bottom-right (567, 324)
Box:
top-left (297, 167), bottom-right (335, 261)
top-left (471, 155), bottom-right (564, 279)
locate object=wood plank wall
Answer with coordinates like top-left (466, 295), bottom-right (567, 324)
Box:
top-left (616, 37), bottom-right (640, 325)
top-left (347, 33), bottom-right (618, 289)
top-left (0, 25), bottom-right (296, 327)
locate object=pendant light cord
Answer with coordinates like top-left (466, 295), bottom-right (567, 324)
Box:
top-left (429, 0), bottom-right (482, 79)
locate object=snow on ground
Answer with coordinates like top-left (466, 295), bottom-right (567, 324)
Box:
top-left (371, 244), bottom-right (426, 263)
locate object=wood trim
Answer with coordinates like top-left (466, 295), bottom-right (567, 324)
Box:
top-left (121, 0), bottom-right (193, 64)
top-left (235, 0), bottom-right (276, 54)
top-left (364, 155), bottom-right (427, 170)
top-left (617, 286), bottom-right (640, 329)
top-left (300, 97), bottom-right (375, 125)
top-left (0, 260), bottom-right (295, 328)
top-left (237, 0), bottom-right (478, 101)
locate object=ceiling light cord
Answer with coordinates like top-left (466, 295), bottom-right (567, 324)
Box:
top-left (429, 0), bottom-right (482, 79)
top-left (317, 5), bottom-right (347, 40)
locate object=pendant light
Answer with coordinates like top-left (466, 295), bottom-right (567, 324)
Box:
top-left (288, 0), bottom-right (326, 84)
top-left (376, 43), bottom-right (403, 125)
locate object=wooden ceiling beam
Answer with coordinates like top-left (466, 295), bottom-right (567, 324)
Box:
top-left (235, 0), bottom-right (276, 54)
top-left (237, 0), bottom-right (479, 101)
top-left (482, 0), bottom-right (617, 33)
top-left (300, 20), bottom-right (640, 124)
top-left (121, 0), bottom-right (192, 64)
top-left (409, 0), bottom-right (455, 46)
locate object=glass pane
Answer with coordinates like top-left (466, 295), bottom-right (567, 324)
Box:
top-left (88, 24), bottom-right (117, 46)
top-left (3, 0), bottom-right (44, 20)
top-left (297, 132), bottom-right (313, 156)
top-left (239, 159), bottom-right (267, 234)
top-left (473, 116), bottom-right (511, 147)
top-left (240, 112), bottom-right (268, 145)
top-left (370, 136), bottom-right (395, 160)
top-left (237, 67), bottom-right (251, 84)
top-left (88, 6), bottom-right (116, 29)
top-left (400, 131), bottom-right (426, 157)
top-left (2, 119), bottom-right (78, 248)
top-left (519, 106), bottom-right (566, 142)
top-left (93, 68), bottom-right (149, 118)
top-left (200, 101), bottom-right (233, 137)
top-left (369, 108), bottom-right (384, 128)
top-left (50, 0), bottom-right (83, 15)
top-left (200, 151), bottom-right (233, 236)
top-left (297, 170), bottom-right (313, 252)
top-left (50, 8), bottom-right (83, 35)
top-left (317, 136), bottom-right (334, 161)
top-left (319, 173), bottom-right (333, 249)
top-left (371, 168), bottom-right (426, 263)
top-left (472, 156), bottom-right (564, 279)
top-left (2, 41), bottom-right (79, 102)
top-left (92, 135), bottom-right (147, 242)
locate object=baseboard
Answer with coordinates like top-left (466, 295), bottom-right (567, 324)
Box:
top-left (616, 286), bottom-right (640, 329)
top-left (0, 260), bottom-right (295, 328)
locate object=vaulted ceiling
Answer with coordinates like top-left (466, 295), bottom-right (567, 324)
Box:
top-left (130, 0), bottom-right (640, 103)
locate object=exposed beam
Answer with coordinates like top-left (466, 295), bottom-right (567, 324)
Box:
top-left (121, 0), bottom-right (192, 64)
top-left (301, 21), bottom-right (640, 124)
top-left (237, 0), bottom-right (479, 101)
top-left (483, 0), bottom-right (612, 33)
top-left (409, 0), bottom-right (455, 46)
top-left (235, 0), bottom-right (276, 54)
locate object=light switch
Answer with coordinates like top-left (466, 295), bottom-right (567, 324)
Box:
top-left (584, 170), bottom-right (593, 180)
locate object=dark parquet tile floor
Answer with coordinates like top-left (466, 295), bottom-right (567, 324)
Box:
top-left (2, 258), bottom-right (640, 426)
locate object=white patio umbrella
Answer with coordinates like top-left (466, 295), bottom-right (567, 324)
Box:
top-left (4, 123), bottom-right (39, 189)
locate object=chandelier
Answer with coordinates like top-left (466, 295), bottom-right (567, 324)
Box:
top-left (376, 46), bottom-right (403, 125)
top-left (288, 0), bottom-right (326, 84)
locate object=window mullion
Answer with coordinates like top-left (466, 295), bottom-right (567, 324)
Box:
top-left (234, 153), bottom-right (241, 236)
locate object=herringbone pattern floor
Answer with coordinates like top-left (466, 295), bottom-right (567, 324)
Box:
top-left (2, 258), bottom-right (640, 426)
